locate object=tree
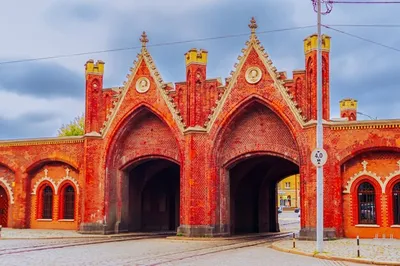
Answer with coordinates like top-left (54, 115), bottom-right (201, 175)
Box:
top-left (58, 114), bottom-right (85, 137)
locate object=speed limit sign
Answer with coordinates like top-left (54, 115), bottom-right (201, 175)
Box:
top-left (311, 148), bottom-right (327, 167)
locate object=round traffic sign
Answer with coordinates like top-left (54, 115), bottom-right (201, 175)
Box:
top-left (311, 148), bottom-right (328, 167)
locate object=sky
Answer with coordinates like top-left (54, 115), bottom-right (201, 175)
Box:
top-left (0, 0), bottom-right (399, 140)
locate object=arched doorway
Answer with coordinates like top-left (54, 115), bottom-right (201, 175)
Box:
top-left (228, 155), bottom-right (299, 235)
top-left (0, 185), bottom-right (8, 227)
top-left (124, 159), bottom-right (180, 232)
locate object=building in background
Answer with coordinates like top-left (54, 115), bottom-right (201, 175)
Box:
top-left (277, 174), bottom-right (300, 209)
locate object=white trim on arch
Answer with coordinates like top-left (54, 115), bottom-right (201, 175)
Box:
top-left (0, 177), bottom-right (14, 204)
top-left (343, 160), bottom-right (383, 194)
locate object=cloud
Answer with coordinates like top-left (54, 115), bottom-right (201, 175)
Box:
top-left (0, 61), bottom-right (84, 99)
top-left (0, 0), bottom-right (399, 139)
top-left (0, 91), bottom-right (84, 139)
top-left (0, 111), bottom-right (61, 139)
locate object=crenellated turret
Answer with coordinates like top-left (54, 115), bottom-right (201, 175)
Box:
top-left (340, 98), bottom-right (358, 121)
top-left (304, 34), bottom-right (331, 121)
top-left (84, 59), bottom-right (105, 134)
top-left (184, 48), bottom-right (208, 128)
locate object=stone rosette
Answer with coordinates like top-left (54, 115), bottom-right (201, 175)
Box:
top-left (135, 77), bottom-right (150, 93)
top-left (245, 66), bottom-right (262, 84)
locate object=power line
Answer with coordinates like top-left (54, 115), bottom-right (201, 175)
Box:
top-left (0, 25), bottom-right (314, 66)
top-left (331, 1), bottom-right (400, 3)
top-left (326, 24), bottom-right (400, 28)
top-left (322, 25), bottom-right (400, 52)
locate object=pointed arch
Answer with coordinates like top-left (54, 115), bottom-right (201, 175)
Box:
top-left (25, 157), bottom-right (79, 174)
top-left (104, 103), bottom-right (182, 163)
top-left (213, 95), bottom-right (302, 166)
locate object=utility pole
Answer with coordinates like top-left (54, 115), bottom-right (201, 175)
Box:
top-left (316, 0), bottom-right (324, 253)
top-left (311, 0), bottom-right (332, 254)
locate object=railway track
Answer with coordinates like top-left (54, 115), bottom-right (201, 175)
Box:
top-left (131, 232), bottom-right (293, 265)
top-left (0, 233), bottom-right (172, 256)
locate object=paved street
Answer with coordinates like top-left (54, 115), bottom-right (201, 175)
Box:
top-left (0, 236), bottom-right (366, 266)
top-left (0, 213), bottom-right (368, 265)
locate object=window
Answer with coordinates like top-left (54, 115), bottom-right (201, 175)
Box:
top-left (393, 182), bottom-right (400, 225)
top-left (285, 182), bottom-right (291, 189)
top-left (358, 182), bottom-right (376, 224)
top-left (42, 186), bottom-right (53, 219)
top-left (63, 185), bottom-right (75, 219)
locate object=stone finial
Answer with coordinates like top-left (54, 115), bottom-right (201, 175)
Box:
top-left (362, 161), bottom-right (368, 171)
top-left (249, 17), bottom-right (258, 34)
top-left (65, 168), bottom-right (70, 177)
top-left (44, 168), bottom-right (49, 178)
top-left (140, 31), bottom-right (149, 48)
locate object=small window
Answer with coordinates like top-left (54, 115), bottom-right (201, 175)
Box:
top-left (285, 182), bottom-right (291, 189)
top-left (42, 186), bottom-right (53, 219)
top-left (63, 186), bottom-right (75, 219)
top-left (393, 182), bottom-right (400, 225)
top-left (358, 182), bottom-right (376, 224)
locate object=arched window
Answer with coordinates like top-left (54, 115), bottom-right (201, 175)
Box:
top-left (63, 185), bottom-right (75, 219)
top-left (393, 182), bottom-right (400, 225)
top-left (42, 186), bottom-right (53, 219)
top-left (358, 182), bottom-right (376, 224)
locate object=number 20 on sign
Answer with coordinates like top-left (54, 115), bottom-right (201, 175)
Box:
top-left (311, 148), bottom-right (328, 167)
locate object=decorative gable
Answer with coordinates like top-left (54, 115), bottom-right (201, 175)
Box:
top-left (205, 18), bottom-right (307, 131)
top-left (100, 32), bottom-right (185, 136)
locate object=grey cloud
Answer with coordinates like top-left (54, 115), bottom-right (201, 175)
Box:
top-left (0, 111), bottom-right (61, 140)
top-left (0, 61), bottom-right (84, 99)
top-left (44, 1), bottom-right (104, 24)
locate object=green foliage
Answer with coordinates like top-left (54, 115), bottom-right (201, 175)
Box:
top-left (58, 114), bottom-right (85, 137)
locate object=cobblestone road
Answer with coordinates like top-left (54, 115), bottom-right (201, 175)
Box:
top-left (0, 237), bottom-right (366, 266)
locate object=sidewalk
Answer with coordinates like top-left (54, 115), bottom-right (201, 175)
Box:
top-left (0, 228), bottom-right (174, 239)
top-left (0, 228), bottom-right (104, 239)
top-left (272, 238), bottom-right (400, 265)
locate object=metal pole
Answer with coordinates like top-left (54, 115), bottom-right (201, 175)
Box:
top-left (316, 0), bottom-right (324, 253)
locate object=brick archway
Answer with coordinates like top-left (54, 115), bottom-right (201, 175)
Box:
top-left (212, 100), bottom-right (301, 235)
top-left (227, 154), bottom-right (299, 235)
top-left (122, 158), bottom-right (180, 232)
top-left (104, 106), bottom-right (182, 234)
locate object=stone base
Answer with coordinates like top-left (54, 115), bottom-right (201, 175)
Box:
top-left (299, 227), bottom-right (337, 240)
top-left (79, 223), bottom-right (111, 235)
top-left (177, 224), bottom-right (230, 237)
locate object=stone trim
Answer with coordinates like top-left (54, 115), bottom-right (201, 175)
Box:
top-left (0, 136), bottom-right (84, 147)
top-left (32, 168), bottom-right (79, 195)
top-left (343, 160), bottom-right (400, 194)
top-left (355, 224), bottom-right (380, 228)
top-left (330, 120), bottom-right (400, 130)
top-left (0, 177), bottom-right (14, 204)
top-left (205, 33), bottom-right (306, 131)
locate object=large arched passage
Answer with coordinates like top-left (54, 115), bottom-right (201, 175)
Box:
top-left (214, 100), bottom-right (302, 236)
top-left (0, 185), bottom-right (8, 227)
top-left (105, 106), bottom-right (182, 233)
top-left (228, 155), bottom-right (299, 234)
top-left (122, 158), bottom-right (180, 232)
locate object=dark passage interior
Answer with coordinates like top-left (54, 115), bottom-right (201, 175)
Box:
top-left (229, 155), bottom-right (298, 235)
top-left (127, 159), bottom-right (180, 232)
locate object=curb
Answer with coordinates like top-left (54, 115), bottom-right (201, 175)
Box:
top-left (271, 241), bottom-right (400, 266)
top-left (167, 232), bottom-right (291, 242)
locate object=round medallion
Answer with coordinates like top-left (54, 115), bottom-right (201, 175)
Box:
top-left (135, 77), bottom-right (150, 93)
top-left (245, 67), bottom-right (262, 84)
